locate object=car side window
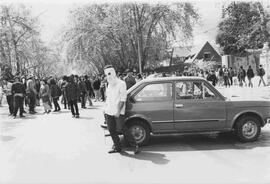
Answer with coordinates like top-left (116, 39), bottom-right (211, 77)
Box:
top-left (175, 81), bottom-right (217, 100)
top-left (134, 83), bottom-right (172, 102)
top-left (202, 82), bottom-right (217, 99)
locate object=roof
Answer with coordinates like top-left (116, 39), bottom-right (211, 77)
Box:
top-left (184, 41), bottom-right (221, 64)
top-left (173, 47), bottom-right (191, 57)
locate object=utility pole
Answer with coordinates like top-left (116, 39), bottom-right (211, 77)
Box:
top-left (137, 33), bottom-right (142, 74)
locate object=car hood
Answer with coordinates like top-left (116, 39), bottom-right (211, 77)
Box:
top-left (227, 96), bottom-right (270, 107)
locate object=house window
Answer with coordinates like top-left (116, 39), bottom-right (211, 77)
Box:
top-left (204, 52), bottom-right (211, 60)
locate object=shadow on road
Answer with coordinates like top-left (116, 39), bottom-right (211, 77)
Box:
top-left (120, 151), bottom-right (169, 165)
top-left (0, 135), bottom-right (16, 142)
top-left (140, 131), bottom-right (270, 152)
top-left (78, 116), bottom-right (94, 120)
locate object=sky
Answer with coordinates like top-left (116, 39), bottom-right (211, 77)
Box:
top-left (3, 0), bottom-right (224, 47)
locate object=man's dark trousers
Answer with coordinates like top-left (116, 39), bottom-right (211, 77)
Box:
top-left (68, 100), bottom-right (79, 115)
top-left (6, 95), bottom-right (14, 114)
top-left (105, 114), bottom-right (137, 149)
top-left (28, 92), bottom-right (36, 112)
top-left (13, 96), bottom-right (23, 116)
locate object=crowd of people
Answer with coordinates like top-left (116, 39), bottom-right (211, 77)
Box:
top-left (0, 71), bottom-right (144, 119)
top-left (0, 64), bottom-right (267, 119)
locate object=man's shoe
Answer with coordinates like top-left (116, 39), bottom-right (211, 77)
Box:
top-left (108, 148), bottom-right (122, 154)
top-left (100, 124), bottom-right (107, 129)
top-left (13, 115), bottom-right (16, 119)
top-left (134, 145), bottom-right (140, 154)
top-left (29, 111), bottom-right (35, 114)
top-left (75, 115), bottom-right (80, 118)
top-left (20, 115), bottom-right (26, 118)
top-left (47, 110), bottom-right (51, 114)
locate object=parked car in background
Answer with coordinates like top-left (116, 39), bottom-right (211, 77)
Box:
top-left (102, 77), bottom-right (270, 145)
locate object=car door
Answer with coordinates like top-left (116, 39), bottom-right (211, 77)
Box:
top-left (173, 80), bottom-right (226, 131)
top-left (130, 82), bottom-right (174, 132)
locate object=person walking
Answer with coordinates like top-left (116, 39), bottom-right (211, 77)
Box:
top-left (258, 64), bottom-right (266, 87)
top-left (40, 79), bottom-right (52, 114)
top-left (3, 79), bottom-right (14, 115)
top-left (11, 76), bottom-right (26, 119)
top-left (35, 78), bottom-right (41, 106)
top-left (218, 67), bottom-right (224, 87)
top-left (124, 72), bottom-right (136, 90)
top-left (84, 75), bottom-right (93, 106)
top-left (104, 65), bottom-right (139, 154)
top-left (65, 76), bottom-right (80, 118)
top-left (228, 67), bottom-right (234, 85)
top-left (238, 66), bottom-right (246, 87)
top-left (60, 76), bottom-right (69, 109)
top-left (78, 76), bottom-right (87, 109)
top-left (26, 75), bottom-right (37, 114)
top-left (93, 76), bottom-right (101, 102)
top-left (50, 79), bottom-right (61, 112)
top-left (223, 67), bottom-right (230, 88)
top-left (247, 65), bottom-right (255, 88)
top-left (0, 80), bottom-right (3, 107)
top-left (100, 75), bottom-right (107, 102)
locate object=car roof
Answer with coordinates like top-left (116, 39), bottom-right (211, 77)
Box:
top-left (127, 76), bottom-right (207, 93)
top-left (142, 76), bottom-right (207, 83)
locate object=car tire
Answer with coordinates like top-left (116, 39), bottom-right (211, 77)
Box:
top-left (235, 116), bottom-right (261, 142)
top-left (125, 120), bottom-right (150, 146)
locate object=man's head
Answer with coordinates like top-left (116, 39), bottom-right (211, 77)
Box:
top-left (104, 65), bottom-right (117, 84)
top-left (14, 76), bottom-right (20, 82)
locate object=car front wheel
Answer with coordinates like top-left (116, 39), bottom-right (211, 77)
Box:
top-left (235, 116), bottom-right (261, 142)
top-left (126, 121), bottom-right (150, 146)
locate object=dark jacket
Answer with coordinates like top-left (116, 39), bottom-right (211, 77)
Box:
top-left (78, 80), bottom-right (87, 94)
top-left (11, 82), bottom-right (26, 96)
top-left (85, 79), bottom-right (93, 92)
top-left (247, 68), bottom-right (254, 78)
top-left (125, 76), bottom-right (136, 89)
top-left (50, 84), bottom-right (61, 98)
top-left (93, 79), bottom-right (101, 90)
top-left (65, 81), bottom-right (79, 101)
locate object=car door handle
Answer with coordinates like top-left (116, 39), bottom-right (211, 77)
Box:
top-left (175, 104), bottom-right (184, 108)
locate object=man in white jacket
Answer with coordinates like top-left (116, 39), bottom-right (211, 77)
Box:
top-left (104, 65), bottom-right (139, 154)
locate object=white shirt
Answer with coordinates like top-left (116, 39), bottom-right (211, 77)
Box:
top-left (104, 79), bottom-right (127, 116)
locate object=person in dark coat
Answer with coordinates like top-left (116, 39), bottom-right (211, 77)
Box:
top-left (124, 72), bottom-right (136, 89)
top-left (238, 66), bottom-right (246, 87)
top-left (246, 65), bottom-right (254, 88)
top-left (93, 76), bottom-right (101, 102)
top-left (84, 75), bottom-right (93, 106)
top-left (50, 79), bottom-right (61, 111)
top-left (11, 76), bottom-right (26, 118)
top-left (78, 76), bottom-right (87, 108)
top-left (258, 64), bottom-right (266, 87)
top-left (3, 78), bottom-right (14, 115)
top-left (65, 76), bottom-right (80, 118)
top-left (61, 76), bottom-right (69, 109)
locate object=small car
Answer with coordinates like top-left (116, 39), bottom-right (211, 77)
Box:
top-left (102, 77), bottom-right (270, 145)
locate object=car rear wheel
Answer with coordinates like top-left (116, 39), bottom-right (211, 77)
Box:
top-left (235, 116), bottom-right (261, 142)
top-left (126, 121), bottom-right (150, 146)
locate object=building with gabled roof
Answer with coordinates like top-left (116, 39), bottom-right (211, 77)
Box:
top-left (184, 41), bottom-right (222, 65)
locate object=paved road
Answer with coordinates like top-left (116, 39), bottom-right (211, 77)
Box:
top-left (0, 86), bottom-right (270, 183)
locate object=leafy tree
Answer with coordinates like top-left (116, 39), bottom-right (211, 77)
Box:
top-left (0, 4), bottom-right (62, 77)
top-left (216, 2), bottom-right (270, 55)
top-left (63, 3), bottom-right (199, 74)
